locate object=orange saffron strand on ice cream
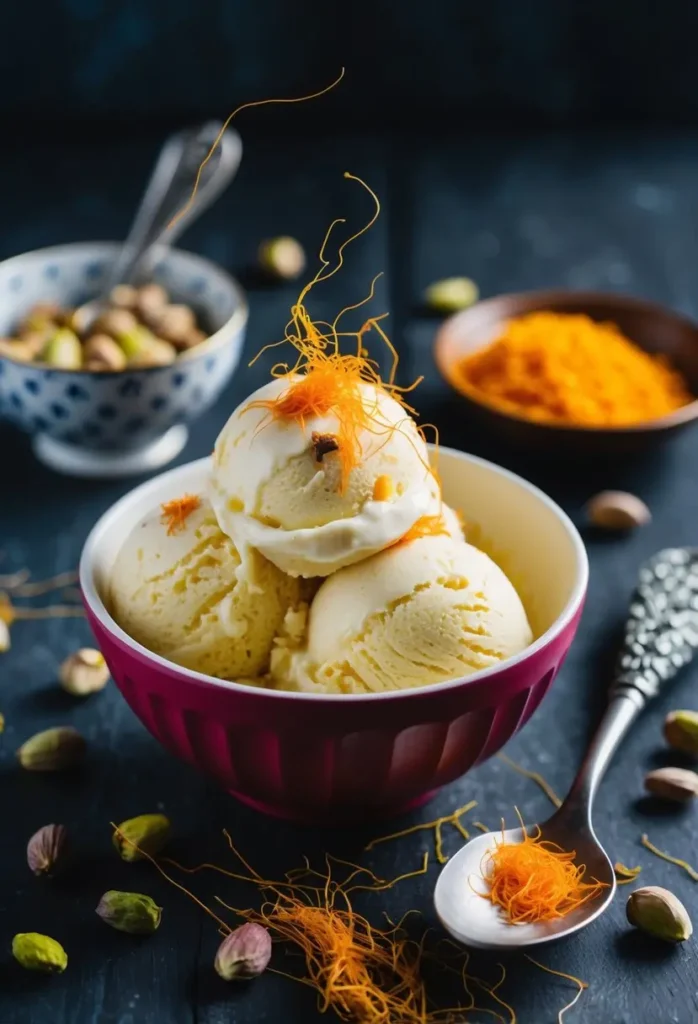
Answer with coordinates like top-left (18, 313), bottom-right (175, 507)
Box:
top-left (396, 515), bottom-right (450, 547)
top-left (481, 818), bottom-right (607, 924)
top-left (160, 494), bottom-right (201, 535)
top-left (245, 175), bottom-right (428, 492)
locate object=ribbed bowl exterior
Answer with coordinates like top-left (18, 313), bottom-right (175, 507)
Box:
top-left (86, 603), bottom-right (583, 822)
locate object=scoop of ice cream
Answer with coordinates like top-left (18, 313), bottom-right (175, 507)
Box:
top-left (209, 376), bottom-right (439, 577)
top-left (109, 497), bottom-right (302, 679)
top-left (281, 534), bottom-right (532, 693)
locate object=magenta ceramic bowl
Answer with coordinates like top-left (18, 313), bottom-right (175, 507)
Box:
top-left (80, 447), bottom-right (588, 822)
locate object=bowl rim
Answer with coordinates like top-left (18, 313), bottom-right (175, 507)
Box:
top-left (0, 240), bottom-right (248, 375)
top-left (79, 445), bottom-right (589, 703)
top-left (434, 288), bottom-right (698, 434)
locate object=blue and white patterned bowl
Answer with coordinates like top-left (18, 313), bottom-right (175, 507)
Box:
top-left (0, 242), bottom-right (248, 476)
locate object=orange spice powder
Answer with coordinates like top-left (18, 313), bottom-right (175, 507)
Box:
top-left (453, 310), bottom-right (692, 427)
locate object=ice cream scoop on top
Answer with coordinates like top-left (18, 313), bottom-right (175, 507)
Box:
top-left (109, 174), bottom-right (533, 693)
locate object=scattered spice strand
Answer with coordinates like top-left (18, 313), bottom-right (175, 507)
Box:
top-left (614, 862), bottom-right (642, 885)
top-left (0, 569), bottom-right (30, 589)
top-left (9, 570), bottom-right (79, 597)
top-left (481, 816), bottom-right (607, 924)
top-left (114, 825), bottom-right (484, 1023)
top-left (641, 834), bottom-right (698, 881)
top-left (524, 956), bottom-right (588, 1023)
top-left (497, 753), bottom-right (563, 808)
top-left (365, 800), bottom-right (478, 864)
top-left (473, 821), bottom-right (491, 834)
top-left (245, 175), bottom-right (430, 493)
top-left (452, 310), bottom-right (692, 426)
top-left (160, 494), bottom-right (201, 535)
top-left (11, 605), bottom-right (84, 620)
top-left (116, 815), bottom-right (597, 1024)
top-left (169, 69), bottom-right (346, 232)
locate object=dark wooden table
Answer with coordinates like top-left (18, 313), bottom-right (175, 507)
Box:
top-left (2, 130), bottom-right (697, 1024)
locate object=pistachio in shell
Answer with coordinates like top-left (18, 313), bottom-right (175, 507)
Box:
top-left (59, 648), bottom-right (110, 696)
top-left (12, 932), bottom-right (68, 973)
top-left (17, 726), bottom-right (86, 771)
top-left (96, 890), bottom-right (162, 934)
top-left (41, 329), bottom-right (82, 370)
top-left (214, 923), bottom-right (272, 980)
top-left (626, 886), bottom-right (693, 942)
top-left (424, 276), bottom-right (479, 313)
top-left (644, 766), bottom-right (698, 802)
top-left (27, 823), bottom-right (68, 876)
top-left (664, 709), bottom-right (698, 756)
top-left (258, 236), bottom-right (306, 280)
top-left (112, 813), bottom-right (172, 861)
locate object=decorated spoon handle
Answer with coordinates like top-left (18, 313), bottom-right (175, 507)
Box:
top-left (560, 548), bottom-right (698, 819)
top-left (611, 547), bottom-right (698, 704)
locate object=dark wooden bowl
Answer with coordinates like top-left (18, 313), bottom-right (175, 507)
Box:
top-left (433, 290), bottom-right (698, 456)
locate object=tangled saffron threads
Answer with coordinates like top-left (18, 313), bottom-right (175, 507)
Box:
top-left (161, 494), bottom-right (201, 535)
top-left (246, 174), bottom-right (425, 492)
top-left (481, 823), bottom-right (607, 924)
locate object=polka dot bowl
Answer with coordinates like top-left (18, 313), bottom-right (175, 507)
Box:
top-left (0, 242), bottom-right (248, 476)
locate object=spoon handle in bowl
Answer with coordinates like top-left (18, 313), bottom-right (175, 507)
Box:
top-left (558, 548), bottom-right (698, 819)
top-left (104, 121), bottom-right (242, 292)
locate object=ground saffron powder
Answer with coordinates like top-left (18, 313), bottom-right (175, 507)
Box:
top-left (482, 823), bottom-right (607, 924)
top-left (453, 311), bottom-right (692, 426)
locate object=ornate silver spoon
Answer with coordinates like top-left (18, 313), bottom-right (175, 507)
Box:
top-left (435, 547), bottom-right (698, 949)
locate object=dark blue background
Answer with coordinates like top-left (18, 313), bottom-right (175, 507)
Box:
top-left (3, 0), bottom-right (698, 127)
top-left (2, 5), bottom-right (698, 1023)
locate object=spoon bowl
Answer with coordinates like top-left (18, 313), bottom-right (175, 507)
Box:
top-left (434, 548), bottom-right (698, 950)
top-left (434, 816), bottom-right (615, 950)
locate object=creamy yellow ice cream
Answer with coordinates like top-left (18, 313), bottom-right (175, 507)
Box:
top-left (280, 534), bottom-right (532, 693)
top-left (109, 497), bottom-right (302, 679)
top-left (209, 377), bottom-right (439, 578)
